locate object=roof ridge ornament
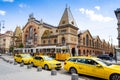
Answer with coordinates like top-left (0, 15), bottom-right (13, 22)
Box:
top-left (29, 13), bottom-right (34, 19)
top-left (40, 19), bottom-right (43, 24)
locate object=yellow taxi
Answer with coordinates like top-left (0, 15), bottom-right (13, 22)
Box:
top-left (32, 55), bottom-right (62, 70)
top-left (64, 56), bottom-right (120, 80)
top-left (14, 54), bottom-right (33, 64)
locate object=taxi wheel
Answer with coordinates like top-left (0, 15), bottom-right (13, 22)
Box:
top-left (44, 64), bottom-right (49, 70)
top-left (69, 67), bottom-right (77, 74)
top-left (110, 74), bottom-right (120, 80)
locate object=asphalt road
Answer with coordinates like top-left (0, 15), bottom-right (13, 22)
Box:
top-left (0, 55), bottom-right (104, 80)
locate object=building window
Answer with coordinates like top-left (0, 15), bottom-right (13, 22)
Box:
top-left (86, 35), bottom-right (89, 46)
top-left (90, 40), bottom-right (91, 47)
top-left (61, 29), bottom-right (66, 34)
top-left (97, 40), bottom-right (98, 48)
top-left (54, 39), bottom-right (57, 44)
top-left (3, 39), bottom-right (6, 41)
top-left (56, 30), bottom-right (58, 32)
top-left (62, 37), bottom-right (65, 45)
top-left (34, 29), bottom-right (36, 31)
top-left (71, 21), bottom-right (74, 25)
top-left (83, 38), bottom-right (85, 45)
top-left (25, 35), bottom-right (28, 42)
top-left (62, 21), bottom-right (65, 24)
top-left (50, 31), bottom-right (53, 33)
top-left (43, 40), bottom-right (45, 44)
top-left (48, 40), bottom-right (51, 44)
top-left (34, 33), bottom-right (37, 41)
top-left (29, 27), bottom-right (33, 39)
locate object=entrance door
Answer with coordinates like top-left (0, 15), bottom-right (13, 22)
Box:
top-left (72, 48), bottom-right (76, 56)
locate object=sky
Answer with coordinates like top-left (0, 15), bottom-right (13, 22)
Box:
top-left (0, 0), bottom-right (119, 46)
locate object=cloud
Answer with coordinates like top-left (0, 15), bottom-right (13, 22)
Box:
top-left (0, 10), bottom-right (6, 16)
top-left (79, 8), bottom-right (114, 22)
top-left (2, 0), bottom-right (14, 2)
top-left (94, 6), bottom-right (100, 10)
top-left (19, 3), bottom-right (27, 8)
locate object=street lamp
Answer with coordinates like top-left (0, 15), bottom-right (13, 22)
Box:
top-left (0, 20), bottom-right (5, 33)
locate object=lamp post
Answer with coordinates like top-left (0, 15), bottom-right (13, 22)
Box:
top-left (0, 20), bottom-right (5, 33)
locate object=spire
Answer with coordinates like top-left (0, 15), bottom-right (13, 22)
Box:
top-left (59, 6), bottom-right (77, 27)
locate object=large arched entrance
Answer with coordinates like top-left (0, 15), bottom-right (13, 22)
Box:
top-left (72, 48), bottom-right (76, 56)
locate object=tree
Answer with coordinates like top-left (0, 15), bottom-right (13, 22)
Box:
top-left (19, 43), bottom-right (24, 48)
top-left (9, 46), bottom-right (14, 53)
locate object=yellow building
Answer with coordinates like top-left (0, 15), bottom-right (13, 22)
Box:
top-left (21, 7), bottom-right (115, 56)
top-left (13, 26), bottom-right (23, 48)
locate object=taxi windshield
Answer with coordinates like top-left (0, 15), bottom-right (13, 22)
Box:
top-left (43, 56), bottom-right (54, 61)
top-left (22, 54), bottom-right (31, 58)
top-left (96, 59), bottom-right (112, 66)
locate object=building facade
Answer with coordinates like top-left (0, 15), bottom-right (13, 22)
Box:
top-left (78, 30), bottom-right (114, 56)
top-left (13, 26), bottom-right (23, 48)
top-left (21, 7), bottom-right (115, 56)
top-left (115, 8), bottom-right (120, 47)
top-left (0, 31), bottom-right (13, 53)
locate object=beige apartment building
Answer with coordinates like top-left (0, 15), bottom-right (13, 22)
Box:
top-left (0, 31), bottom-right (13, 53)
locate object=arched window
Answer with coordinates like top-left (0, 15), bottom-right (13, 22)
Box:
top-left (48, 40), bottom-right (51, 44)
top-left (97, 40), bottom-right (98, 48)
top-left (86, 34), bottom-right (89, 46)
top-left (25, 35), bottom-right (28, 42)
top-left (29, 27), bottom-right (33, 39)
top-left (43, 40), bottom-right (45, 44)
top-left (90, 40), bottom-right (91, 47)
top-left (54, 39), bottom-right (57, 44)
top-left (83, 50), bottom-right (85, 55)
top-left (83, 38), bottom-right (85, 45)
top-left (62, 37), bottom-right (65, 45)
top-left (34, 33), bottom-right (37, 41)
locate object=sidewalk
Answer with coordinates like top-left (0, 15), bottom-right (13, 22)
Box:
top-left (1, 54), bottom-right (14, 61)
top-left (0, 55), bottom-right (87, 80)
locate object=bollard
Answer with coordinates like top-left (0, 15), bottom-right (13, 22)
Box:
top-left (6, 60), bottom-right (9, 63)
top-left (37, 66), bottom-right (42, 72)
top-left (27, 64), bottom-right (32, 69)
top-left (14, 61), bottom-right (17, 65)
top-left (9, 60), bottom-right (13, 64)
top-left (71, 73), bottom-right (78, 80)
top-left (51, 69), bottom-right (57, 75)
top-left (20, 62), bottom-right (24, 67)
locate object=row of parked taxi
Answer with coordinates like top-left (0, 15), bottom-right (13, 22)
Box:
top-left (14, 54), bottom-right (62, 70)
top-left (14, 54), bottom-right (120, 80)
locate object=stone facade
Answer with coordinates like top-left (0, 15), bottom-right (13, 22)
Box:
top-left (78, 30), bottom-right (114, 56)
top-left (0, 31), bottom-right (13, 53)
top-left (21, 7), bottom-right (115, 56)
top-left (115, 8), bottom-right (120, 47)
top-left (13, 26), bottom-right (23, 48)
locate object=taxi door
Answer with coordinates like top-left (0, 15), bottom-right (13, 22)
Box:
top-left (37, 57), bottom-right (44, 67)
top-left (74, 58), bottom-right (87, 74)
top-left (84, 59), bottom-right (105, 79)
top-left (16, 55), bottom-right (22, 62)
top-left (33, 56), bottom-right (40, 66)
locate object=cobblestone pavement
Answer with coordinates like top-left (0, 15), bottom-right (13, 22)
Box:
top-left (0, 55), bottom-right (104, 80)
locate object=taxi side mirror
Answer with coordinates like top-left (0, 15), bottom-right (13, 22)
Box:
top-left (40, 59), bottom-right (44, 62)
top-left (96, 64), bottom-right (102, 68)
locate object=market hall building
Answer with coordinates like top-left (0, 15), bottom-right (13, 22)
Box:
top-left (21, 7), bottom-right (115, 56)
